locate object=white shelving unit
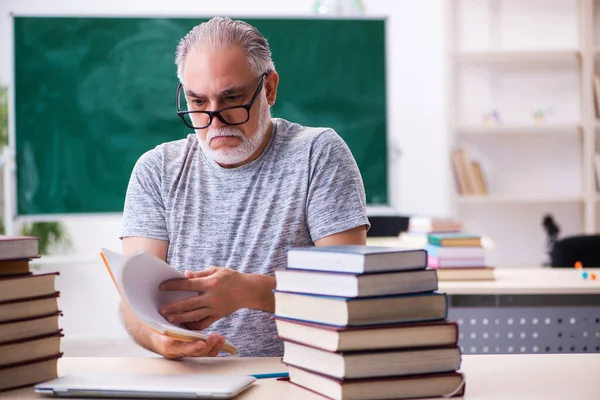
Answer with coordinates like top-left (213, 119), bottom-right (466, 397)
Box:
top-left (456, 123), bottom-right (582, 136)
top-left (447, 0), bottom-right (596, 267)
top-left (455, 194), bottom-right (586, 205)
top-left (453, 49), bottom-right (582, 63)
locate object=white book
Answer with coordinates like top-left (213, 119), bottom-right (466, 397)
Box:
top-left (100, 248), bottom-right (238, 355)
top-left (275, 268), bottom-right (438, 297)
top-left (286, 245), bottom-right (427, 274)
top-left (426, 245), bottom-right (485, 259)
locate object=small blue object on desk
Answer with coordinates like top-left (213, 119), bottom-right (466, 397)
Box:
top-left (250, 372), bottom-right (289, 379)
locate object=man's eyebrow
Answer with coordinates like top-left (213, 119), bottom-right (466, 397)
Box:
top-left (185, 89), bottom-right (206, 99)
top-left (220, 84), bottom-right (249, 96)
top-left (185, 84), bottom-right (249, 99)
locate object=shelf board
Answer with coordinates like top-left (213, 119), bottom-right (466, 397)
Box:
top-left (456, 195), bottom-right (585, 204)
top-left (456, 124), bottom-right (581, 136)
top-left (452, 49), bottom-right (581, 64)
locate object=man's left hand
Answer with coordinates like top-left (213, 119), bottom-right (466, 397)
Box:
top-left (158, 267), bottom-right (252, 330)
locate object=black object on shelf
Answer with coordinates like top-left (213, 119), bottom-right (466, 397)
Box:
top-left (367, 216), bottom-right (410, 237)
top-left (542, 214), bottom-right (560, 266)
top-left (550, 234), bottom-right (600, 268)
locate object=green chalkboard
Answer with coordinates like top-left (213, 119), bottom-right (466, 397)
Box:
top-left (14, 16), bottom-right (387, 215)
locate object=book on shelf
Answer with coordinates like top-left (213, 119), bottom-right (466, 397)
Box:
top-left (434, 267), bottom-right (495, 281)
top-left (274, 317), bottom-right (459, 352)
top-left (450, 149), bottom-right (487, 196)
top-left (451, 148), bottom-right (474, 195)
top-left (287, 365), bottom-right (465, 400)
top-left (471, 161), bottom-right (488, 195)
top-left (274, 268), bottom-right (438, 298)
top-left (286, 245), bottom-right (427, 274)
top-left (0, 236), bottom-right (39, 261)
top-left (100, 248), bottom-right (238, 355)
top-left (0, 354), bottom-right (62, 392)
top-left (0, 293), bottom-right (60, 323)
top-left (0, 332), bottom-right (63, 368)
top-left (0, 313), bottom-right (62, 344)
top-left (0, 272), bottom-right (59, 303)
top-left (282, 340), bottom-right (461, 379)
top-left (428, 233), bottom-right (482, 247)
top-left (274, 291), bottom-right (448, 326)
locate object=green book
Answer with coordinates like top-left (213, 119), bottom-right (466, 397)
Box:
top-left (427, 233), bottom-right (482, 247)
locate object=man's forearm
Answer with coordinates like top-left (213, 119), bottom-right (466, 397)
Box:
top-left (244, 274), bottom-right (276, 313)
top-left (119, 301), bottom-right (159, 354)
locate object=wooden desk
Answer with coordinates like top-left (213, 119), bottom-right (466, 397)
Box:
top-left (2, 354), bottom-right (599, 399)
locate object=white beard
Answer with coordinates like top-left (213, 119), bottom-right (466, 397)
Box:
top-left (198, 96), bottom-right (270, 166)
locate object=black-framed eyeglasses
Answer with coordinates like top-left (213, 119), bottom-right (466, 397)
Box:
top-left (176, 72), bottom-right (268, 130)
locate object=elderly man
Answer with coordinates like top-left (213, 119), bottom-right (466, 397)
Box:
top-left (120, 16), bottom-right (369, 358)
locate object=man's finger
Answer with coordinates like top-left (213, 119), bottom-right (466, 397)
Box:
top-left (178, 339), bottom-right (209, 357)
top-left (184, 268), bottom-right (218, 279)
top-left (165, 307), bottom-right (211, 324)
top-left (159, 294), bottom-right (207, 316)
top-left (159, 277), bottom-right (204, 292)
top-left (197, 334), bottom-right (222, 357)
top-left (206, 336), bottom-right (225, 357)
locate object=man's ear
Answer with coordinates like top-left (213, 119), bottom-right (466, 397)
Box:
top-left (265, 71), bottom-right (279, 106)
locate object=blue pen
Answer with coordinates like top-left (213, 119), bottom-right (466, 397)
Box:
top-left (250, 372), bottom-right (289, 379)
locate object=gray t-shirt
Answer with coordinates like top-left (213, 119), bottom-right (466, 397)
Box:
top-left (121, 118), bottom-right (370, 357)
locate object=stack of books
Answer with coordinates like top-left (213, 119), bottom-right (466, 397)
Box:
top-left (274, 245), bottom-right (465, 400)
top-left (408, 217), bottom-right (462, 234)
top-left (398, 217), bottom-right (462, 249)
top-left (0, 236), bottom-right (62, 392)
top-left (426, 233), bottom-right (494, 281)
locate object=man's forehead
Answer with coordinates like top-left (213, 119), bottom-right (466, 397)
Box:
top-left (182, 47), bottom-right (255, 95)
top-left (184, 47), bottom-right (253, 78)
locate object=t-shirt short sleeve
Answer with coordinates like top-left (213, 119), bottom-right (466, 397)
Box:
top-left (121, 148), bottom-right (169, 241)
top-left (306, 129), bottom-right (370, 242)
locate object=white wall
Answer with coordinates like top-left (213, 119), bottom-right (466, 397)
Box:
top-left (0, 0), bottom-right (449, 351)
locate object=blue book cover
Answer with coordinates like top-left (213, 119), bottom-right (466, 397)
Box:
top-left (273, 290), bottom-right (448, 327)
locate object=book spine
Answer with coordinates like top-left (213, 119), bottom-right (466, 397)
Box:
top-left (427, 237), bottom-right (441, 246)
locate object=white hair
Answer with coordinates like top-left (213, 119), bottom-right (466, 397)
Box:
top-left (175, 17), bottom-right (275, 81)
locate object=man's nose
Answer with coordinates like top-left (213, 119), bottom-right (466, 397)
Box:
top-left (211, 112), bottom-right (227, 129)
top-left (208, 101), bottom-right (227, 129)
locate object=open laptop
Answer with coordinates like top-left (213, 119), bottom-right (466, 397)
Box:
top-left (34, 373), bottom-right (256, 399)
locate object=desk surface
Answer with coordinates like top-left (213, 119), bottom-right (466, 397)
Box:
top-left (2, 354), bottom-right (599, 400)
top-left (439, 268), bottom-right (600, 295)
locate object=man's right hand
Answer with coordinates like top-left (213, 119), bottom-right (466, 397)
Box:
top-left (150, 332), bottom-right (226, 359)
